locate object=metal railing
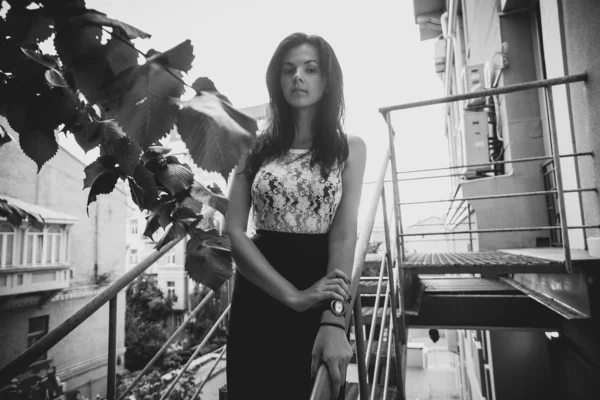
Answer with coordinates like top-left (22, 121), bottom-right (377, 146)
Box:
top-left (379, 73), bottom-right (595, 275)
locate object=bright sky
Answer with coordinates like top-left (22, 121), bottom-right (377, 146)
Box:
top-left (66, 0), bottom-right (452, 226)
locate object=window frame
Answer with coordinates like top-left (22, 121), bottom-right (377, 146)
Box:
top-left (27, 315), bottom-right (49, 360)
top-left (0, 222), bottom-right (16, 268)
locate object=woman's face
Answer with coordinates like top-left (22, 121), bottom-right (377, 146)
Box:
top-left (280, 43), bottom-right (327, 110)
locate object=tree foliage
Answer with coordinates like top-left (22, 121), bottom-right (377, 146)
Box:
top-left (125, 275), bottom-right (175, 372)
top-left (0, 0), bottom-right (258, 289)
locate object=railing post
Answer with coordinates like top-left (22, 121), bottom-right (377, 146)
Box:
top-left (107, 297), bottom-right (117, 400)
top-left (545, 86), bottom-right (573, 273)
top-left (353, 289), bottom-right (369, 400)
top-left (467, 203), bottom-right (474, 251)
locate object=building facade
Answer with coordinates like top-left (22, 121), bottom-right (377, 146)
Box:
top-left (413, 0), bottom-right (600, 398)
top-left (0, 120), bottom-right (127, 399)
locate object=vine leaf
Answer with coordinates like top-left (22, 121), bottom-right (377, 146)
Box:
top-left (101, 63), bottom-right (185, 150)
top-left (155, 163), bottom-right (194, 195)
top-left (104, 31), bottom-right (140, 76)
top-left (20, 128), bottom-right (58, 172)
top-left (147, 40), bottom-right (194, 73)
top-left (175, 92), bottom-right (257, 179)
top-left (191, 77), bottom-right (231, 103)
top-left (156, 220), bottom-right (187, 251)
top-left (189, 182), bottom-right (228, 215)
top-left (70, 10), bottom-right (151, 40)
top-left (185, 229), bottom-right (233, 290)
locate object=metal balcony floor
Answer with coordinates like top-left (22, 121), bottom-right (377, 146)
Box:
top-left (403, 250), bottom-right (565, 274)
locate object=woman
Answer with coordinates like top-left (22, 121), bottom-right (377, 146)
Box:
top-left (224, 32), bottom-right (367, 400)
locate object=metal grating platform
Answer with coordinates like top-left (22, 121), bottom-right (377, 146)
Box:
top-left (403, 251), bottom-right (564, 274)
top-left (345, 382), bottom-right (400, 400)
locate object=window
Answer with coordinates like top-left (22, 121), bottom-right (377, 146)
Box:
top-left (28, 315), bottom-right (49, 360)
top-left (0, 223), bottom-right (15, 268)
top-left (130, 219), bottom-right (138, 235)
top-left (24, 226), bottom-right (44, 265)
top-left (45, 225), bottom-right (62, 265)
top-left (167, 281), bottom-right (176, 298)
top-left (129, 249), bottom-right (138, 264)
top-left (166, 252), bottom-right (176, 265)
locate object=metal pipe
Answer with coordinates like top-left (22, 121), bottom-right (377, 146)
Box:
top-left (545, 87), bottom-right (573, 273)
top-left (353, 289), bottom-right (369, 400)
top-left (382, 320), bottom-right (394, 400)
top-left (118, 290), bottom-right (216, 400)
top-left (366, 256), bottom-right (386, 370)
top-left (379, 73), bottom-right (587, 114)
top-left (393, 152), bottom-right (592, 176)
top-left (370, 291), bottom-right (390, 400)
top-left (190, 345), bottom-right (227, 400)
top-left (380, 188), bottom-right (404, 385)
top-left (399, 187), bottom-right (596, 206)
top-left (107, 297), bottom-right (117, 400)
top-left (0, 236), bottom-right (183, 383)
top-left (397, 224), bottom-right (600, 237)
top-left (467, 204), bottom-right (474, 251)
top-left (160, 305), bottom-right (231, 400)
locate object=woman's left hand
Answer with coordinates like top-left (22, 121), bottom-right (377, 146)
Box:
top-left (311, 326), bottom-right (353, 400)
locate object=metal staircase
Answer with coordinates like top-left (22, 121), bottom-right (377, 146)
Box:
top-left (1, 73), bottom-right (597, 400)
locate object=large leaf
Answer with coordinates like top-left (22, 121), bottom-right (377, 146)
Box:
top-left (84, 155), bottom-right (118, 189)
top-left (132, 163), bottom-right (159, 209)
top-left (185, 229), bottom-right (233, 290)
top-left (69, 10), bottom-right (151, 40)
top-left (189, 182), bottom-right (228, 215)
top-left (101, 63), bottom-right (185, 150)
top-left (144, 201), bottom-right (176, 240)
top-left (101, 136), bottom-right (141, 177)
top-left (10, 88), bottom-right (79, 171)
top-left (104, 32), bottom-right (140, 76)
top-left (175, 93), bottom-right (257, 178)
top-left (155, 163), bottom-right (194, 195)
top-left (155, 220), bottom-right (187, 251)
top-left (146, 40), bottom-right (194, 73)
top-left (71, 118), bottom-right (124, 153)
top-left (5, 7), bottom-right (54, 45)
top-left (87, 171), bottom-right (119, 213)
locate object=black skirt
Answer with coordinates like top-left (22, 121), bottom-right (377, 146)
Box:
top-left (226, 230), bottom-right (329, 400)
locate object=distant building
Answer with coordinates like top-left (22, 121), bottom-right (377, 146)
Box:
top-left (0, 120), bottom-right (127, 399)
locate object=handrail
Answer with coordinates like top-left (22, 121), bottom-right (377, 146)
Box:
top-left (117, 289), bottom-right (217, 400)
top-left (0, 235), bottom-right (184, 384)
top-left (160, 304), bottom-right (231, 400)
top-left (309, 142), bottom-right (392, 400)
top-left (379, 73), bottom-right (587, 113)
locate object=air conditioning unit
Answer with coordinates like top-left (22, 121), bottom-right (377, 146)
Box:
top-left (461, 110), bottom-right (491, 177)
top-left (462, 64), bottom-right (486, 108)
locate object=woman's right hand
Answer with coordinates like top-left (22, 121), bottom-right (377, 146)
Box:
top-left (289, 269), bottom-right (351, 312)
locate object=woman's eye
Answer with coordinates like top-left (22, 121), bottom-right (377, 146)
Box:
top-left (307, 68), bottom-right (317, 73)
top-left (283, 68), bottom-right (294, 75)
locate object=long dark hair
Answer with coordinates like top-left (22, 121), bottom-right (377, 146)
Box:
top-left (244, 32), bottom-right (349, 180)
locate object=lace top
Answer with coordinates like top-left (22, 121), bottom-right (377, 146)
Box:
top-left (251, 149), bottom-right (344, 234)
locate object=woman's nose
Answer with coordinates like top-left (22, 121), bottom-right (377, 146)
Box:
top-left (293, 70), bottom-right (303, 83)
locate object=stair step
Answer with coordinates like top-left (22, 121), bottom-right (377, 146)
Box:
top-left (403, 251), bottom-right (564, 274)
top-left (345, 382), bottom-right (400, 400)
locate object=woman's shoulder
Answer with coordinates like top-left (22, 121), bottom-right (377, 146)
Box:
top-left (346, 134), bottom-right (366, 163)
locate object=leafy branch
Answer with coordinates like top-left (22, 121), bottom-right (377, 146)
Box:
top-left (0, 0), bottom-right (258, 289)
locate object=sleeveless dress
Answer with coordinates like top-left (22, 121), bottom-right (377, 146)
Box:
top-left (227, 149), bottom-right (344, 400)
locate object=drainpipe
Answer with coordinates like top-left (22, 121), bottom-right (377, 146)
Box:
top-left (94, 201), bottom-right (99, 283)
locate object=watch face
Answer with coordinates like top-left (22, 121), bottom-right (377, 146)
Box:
top-left (332, 300), bottom-right (345, 315)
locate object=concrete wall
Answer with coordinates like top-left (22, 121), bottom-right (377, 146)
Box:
top-left (489, 330), bottom-right (556, 400)
top-left (560, 0), bottom-right (600, 243)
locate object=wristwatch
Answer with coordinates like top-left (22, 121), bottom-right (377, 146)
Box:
top-left (329, 299), bottom-right (346, 316)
